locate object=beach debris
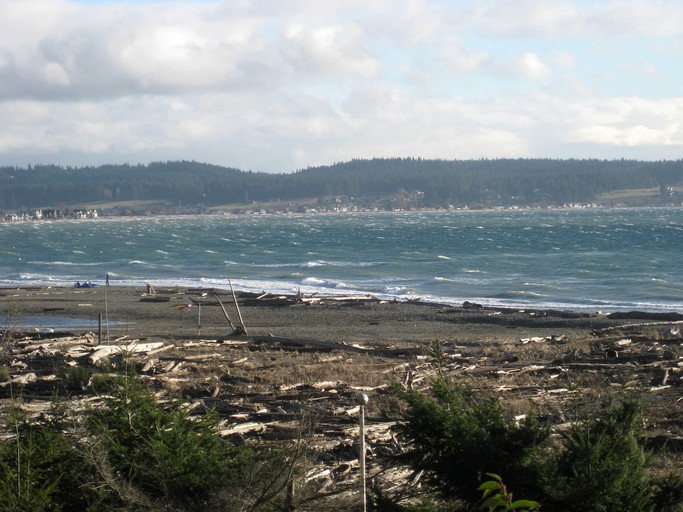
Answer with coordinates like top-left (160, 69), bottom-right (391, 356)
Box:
top-left (1, 289), bottom-right (682, 508)
top-left (88, 341), bottom-right (165, 364)
top-left (200, 280), bottom-right (249, 335)
top-left (520, 336), bottom-right (551, 344)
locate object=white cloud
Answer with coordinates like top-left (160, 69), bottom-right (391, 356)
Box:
top-left (516, 52), bottom-right (551, 79)
top-left (475, 0), bottom-right (581, 37)
top-left (442, 39), bottom-right (491, 72)
top-left (569, 97), bottom-right (683, 146)
top-left (475, 0), bottom-right (683, 38)
top-left (0, 0), bottom-right (681, 171)
top-left (283, 23), bottom-right (379, 77)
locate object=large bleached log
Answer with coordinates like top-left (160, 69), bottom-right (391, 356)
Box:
top-left (19, 333), bottom-right (96, 352)
top-left (88, 341), bottom-right (165, 364)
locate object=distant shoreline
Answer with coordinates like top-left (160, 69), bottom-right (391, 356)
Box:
top-left (3, 203), bottom-right (683, 223)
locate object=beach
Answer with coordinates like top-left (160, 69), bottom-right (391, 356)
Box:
top-left (0, 285), bottom-right (639, 344)
top-left (1, 284), bottom-right (682, 509)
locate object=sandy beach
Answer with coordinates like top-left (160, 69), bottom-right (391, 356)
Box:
top-left (0, 284), bottom-right (643, 345)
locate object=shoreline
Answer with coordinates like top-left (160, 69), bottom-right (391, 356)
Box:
top-left (3, 204), bottom-right (683, 224)
top-left (2, 279), bottom-right (682, 316)
top-left (3, 285), bottom-right (681, 344)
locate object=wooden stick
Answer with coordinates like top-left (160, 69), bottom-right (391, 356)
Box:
top-left (229, 279), bottom-right (248, 335)
top-left (213, 294), bottom-right (238, 332)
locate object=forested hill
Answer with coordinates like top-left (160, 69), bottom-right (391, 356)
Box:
top-left (1, 158), bottom-right (682, 211)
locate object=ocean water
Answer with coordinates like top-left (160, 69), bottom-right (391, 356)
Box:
top-left (1, 208), bottom-right (682, 313)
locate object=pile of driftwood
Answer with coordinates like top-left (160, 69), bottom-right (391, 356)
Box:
top-left (1, 298), bottom-right (682, 503)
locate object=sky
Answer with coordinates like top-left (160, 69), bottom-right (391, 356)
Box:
top-left (0, 0), bottom-right (682, 173)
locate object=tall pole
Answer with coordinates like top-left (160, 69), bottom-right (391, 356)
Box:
top-left (197, 302), bottom-right (201, 340)
top-left (104, 287), bottom-right (110, 343)
top-left (355, 392), bottom-right (369, 512)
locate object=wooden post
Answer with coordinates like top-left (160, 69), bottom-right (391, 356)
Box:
top-left (98, 312), bottom-right (102, 344)
top-left (197, 302), bottom-right (201, 341)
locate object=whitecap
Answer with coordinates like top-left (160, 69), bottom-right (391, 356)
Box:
top-left (302, 277), bottom-right (326, 285)
top-left (304, 260), bottom-right (325, 268)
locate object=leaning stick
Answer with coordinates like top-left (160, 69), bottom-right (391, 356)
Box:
top-left (229, 279), bottom-right (248, 335)
top-left (213, 294), bottom-right (238, 332)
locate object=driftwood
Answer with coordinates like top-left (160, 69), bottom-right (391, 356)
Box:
top-left (229, 279), bottom-right (248, 335)
top-left (214, 294), bottom-right (237, 331)
top-left (2, 297), bottom-right (682, 508)
top-left (213, 293), bottom-right (245, 335)
top-left (88, 341), bottom-right (166, 364)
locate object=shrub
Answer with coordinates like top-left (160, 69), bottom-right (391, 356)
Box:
top-left (85, 377), bottom-right (253, 510)
top-left (59, 366), bottom-right (91, 390)
top-left (394, 379), bottom-right (549, 505)
top-left (0, 376), bottom-right (301, 511)
top-left (0, 405), bottom-right (94, 511)
top-left (392, 379), bottom-right (683, 512)
top-left (538, 400), bottom-right (660, 512)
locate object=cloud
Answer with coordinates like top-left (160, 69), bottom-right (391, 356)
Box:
top-left (283, 23), bottom-right (379, 77)
top-left (515, 52), bottom-right (551, 79)
top-left (569, 97), bottom-right (683, 146)
top-left (475, 0), bottom-right (683, 38)
top-left (0, 0), bottom-right (681, 171)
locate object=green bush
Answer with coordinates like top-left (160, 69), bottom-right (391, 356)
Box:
top-left (394, 379), bottom-right (549, 505)
top-left (392, 378), bottom-right (683, 512)
top-left (538, 400), bottom-right (662, 512)
top-left (59, 366), bottom-right (91, 390)
top-left (85, 378), bottom-right (253, 510)
top-left (0, 376), bottom-right (299, 511)
top-left (0, 405), bottom-right (94, 511)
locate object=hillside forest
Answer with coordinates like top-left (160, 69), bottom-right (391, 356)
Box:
top-left (1, 158), bottom-right (682, 213)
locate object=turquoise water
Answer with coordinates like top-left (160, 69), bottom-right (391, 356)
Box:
top-left (1, 208), bottom-right (682, 312)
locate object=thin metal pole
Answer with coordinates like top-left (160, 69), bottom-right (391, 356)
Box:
top-left (359, 403), bottom-right (367, 512)
top-left (354, 392), bottom-right (369, 512)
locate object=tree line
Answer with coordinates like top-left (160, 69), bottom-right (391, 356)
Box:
top-left (1, 158), bottom-right (681, 210)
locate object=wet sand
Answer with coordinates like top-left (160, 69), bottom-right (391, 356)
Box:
top-left (0, 285), bottom-right (641, 345)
